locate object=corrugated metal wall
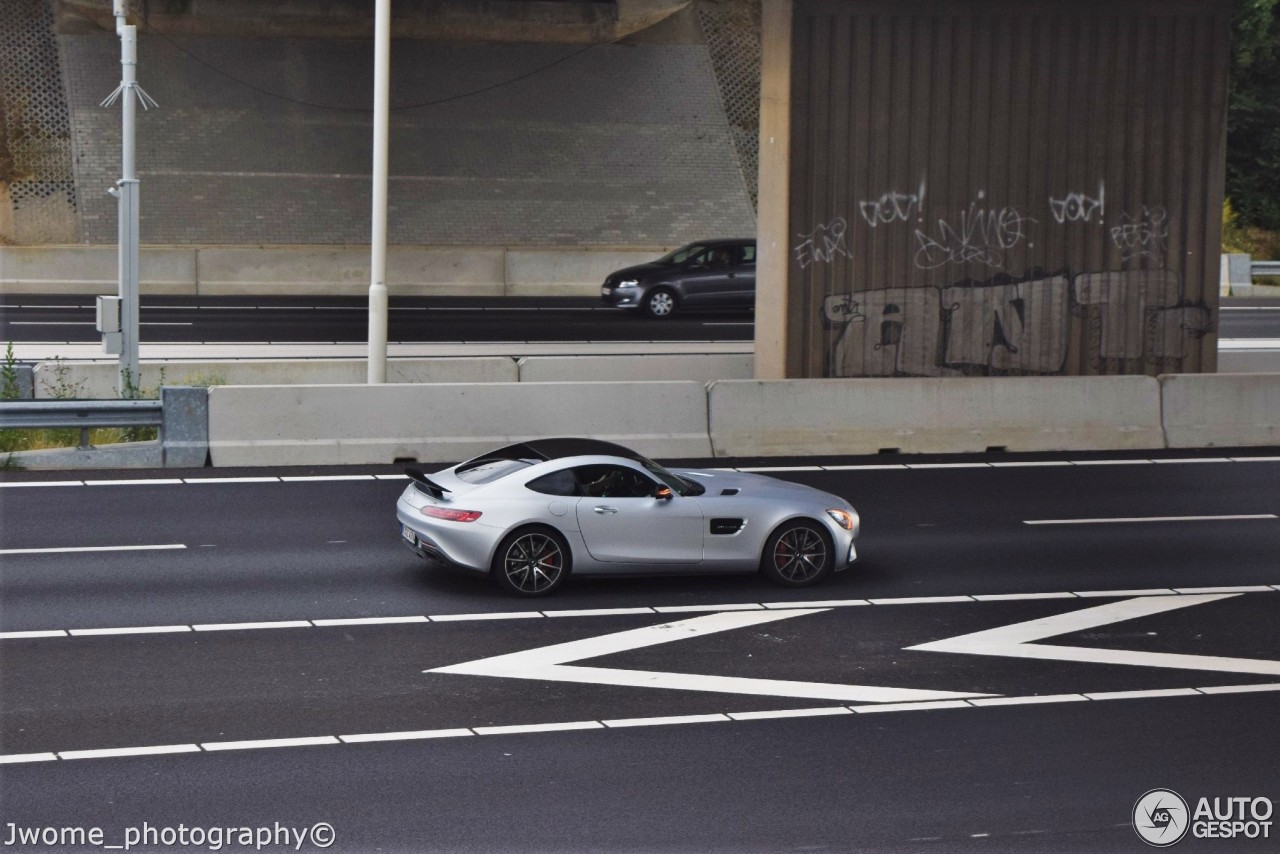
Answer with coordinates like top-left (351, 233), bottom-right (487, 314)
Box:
top-left (785, 0), bottom-right (1231, 378)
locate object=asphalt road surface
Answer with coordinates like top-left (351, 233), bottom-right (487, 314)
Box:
top-left (0, 295), bottom-right (753, 344)
top-left (2, 295), bottom-right (1278, 343)
top-left (2, 450), bottom-right (1278, 852)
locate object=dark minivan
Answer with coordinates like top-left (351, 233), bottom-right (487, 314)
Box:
top-left (600, 239), bottom-right (756, 318)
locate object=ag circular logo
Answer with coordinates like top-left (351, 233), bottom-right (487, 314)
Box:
top-left (1134, 789), bottom-right (1190, 847)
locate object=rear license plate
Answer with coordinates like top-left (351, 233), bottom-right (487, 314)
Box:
top-left (401, 524), bottom-right (416, 544)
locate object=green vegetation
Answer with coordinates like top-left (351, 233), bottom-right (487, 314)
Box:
top-left (1228, 0), bottom-right (1280, 250)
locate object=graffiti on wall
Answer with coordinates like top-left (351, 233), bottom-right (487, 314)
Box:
top-left (913, 194), bottom-right (1036, 270)
top-left (823, 270), bottom-right (1210, 377)
top-left (1109, 206), bottom-right (1169, 263)
top-left (1049, 182), bottom-right (1105, 224)
top-left (794, 217), bottom-right (851, 268)
top-left (805, 177), bottom-right (1210, 376)
top-left (859, 178), bottom-right (927, 227)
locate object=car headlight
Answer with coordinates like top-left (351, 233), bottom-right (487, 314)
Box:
top-left (826, 508), bottom-right (855, 530)
top-left (617, 279), bottom-right (639, 288)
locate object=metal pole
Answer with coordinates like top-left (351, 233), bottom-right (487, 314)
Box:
top-left (367, 0), bottom-right (391, 384)
top-left (116, 6), bottom-right (141, 396)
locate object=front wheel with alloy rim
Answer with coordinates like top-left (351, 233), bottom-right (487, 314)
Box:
top-left (492, 527), bottom-right (570, 596)
top-left (644, 287), bottom-right (677, 318)
top-left (761, 520), bottom-right (833, 587)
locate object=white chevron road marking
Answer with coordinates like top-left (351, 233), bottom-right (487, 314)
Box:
top-left (428, 608), bottom-right (992, 704)
top-left (908, 594), bottom-right (1280, 676)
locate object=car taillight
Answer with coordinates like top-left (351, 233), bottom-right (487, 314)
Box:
top-left (420, 506), bottom-right (482, 523)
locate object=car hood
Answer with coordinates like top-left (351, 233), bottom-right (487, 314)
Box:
top-left (605, 262), bottom-right (669, 283)
top-left (678, 469), bottom-right (847, 505)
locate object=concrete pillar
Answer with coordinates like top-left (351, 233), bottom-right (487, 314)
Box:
top-left (754, 0), bottom-right (793, 380)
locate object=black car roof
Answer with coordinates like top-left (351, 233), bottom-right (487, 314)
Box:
top-left (466, 438), bottom-right (647, 466)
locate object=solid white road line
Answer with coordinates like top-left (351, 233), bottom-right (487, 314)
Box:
top-left (201, 736), bottom-right (340, 752)
top-left (192, 621), bottom-right (312, 632)
top-left (3, 454), bottom-right (1280, 490)
top-left (59, 744), bottom-right (201, 760)
top-left (1084, 688), bottom-right (1203, 701)
top-left (0, 544), bottom-right (186, 555)
top-left (1074, 588), bottom-right (1178, 597)
top-left (543, 607), bottom-right (657, 618)
top-left (852, 700), bottom-right (974, 713)
top-left (429, 612), bottom-right (543, 622)
top-left (762, 599), bottom-right (870, 608)
top-left (653, 603), bottom-right (765, 613)
top-left (603, 714), bottom-right (730, 728)
top-left (727, 707), bottom-right (852, 721)
top-left (1024, 514), bottom-right (1277, 525)
top-left (68, 626), bottom-right (190, 636)
top-left (905, 463), bottom-right (991, 469)
top-left (972, 592), bottom-right (1077, 601)
top-left (1068, 459), bottom-right (1154, 466)
top-left (9, 682), bottom-right (1280, 763)
top-left (969, 694), bottom-right (1089, 707)
top-left (869, 596), bottom-right (975, 605)
top-left (1151, 458), bottom-right (1233, 464)
top-left (1197, 683), bottom-right (1280, 695)
top-left (473, 721), bottom-right (604, 736)
top-left (339, 729), bottom-right (473, 743)
top-left (0, 753), bottom-right (60, 764)
top-left (3, 586), bottom-right (1275, 641)
top-left (1173, 585), bottom-right (1277, 594)
top-left (311, 616), bottom-right (429, 627)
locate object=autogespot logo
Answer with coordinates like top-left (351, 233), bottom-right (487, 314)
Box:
top-left (1134, 789), bottom-right (1191, 847)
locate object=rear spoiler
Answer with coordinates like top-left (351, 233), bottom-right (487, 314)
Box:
top-left (404, 466), bottom-right (451, 500)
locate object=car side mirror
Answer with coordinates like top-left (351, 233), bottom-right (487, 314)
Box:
top-left (654, 486), bottom-right (673, 501)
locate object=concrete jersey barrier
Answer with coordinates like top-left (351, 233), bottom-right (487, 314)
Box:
top-left (707, 376), bottom-right (1166, 457)
top-left (208, 381), bottom-right (713, 466)
top-left (1160, 373), bottom-right (1280, 448)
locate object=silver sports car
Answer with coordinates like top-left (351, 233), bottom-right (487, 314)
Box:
top-left (396, 438), bottom-right (859, 596)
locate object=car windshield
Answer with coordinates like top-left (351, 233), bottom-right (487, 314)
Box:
top-left (637, 456), bottom-right (705, 497)
top-left (655, 243), bottom-right (710, 265)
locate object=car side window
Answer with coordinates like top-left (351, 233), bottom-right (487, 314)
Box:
top-left (574, 464), bottom-right (657, 499)
top-left (739, 244), bottom-right (756, 264)
top-left (525, 468), bottom-right (580, 497)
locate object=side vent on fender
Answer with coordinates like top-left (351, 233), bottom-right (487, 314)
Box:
top-left (709, 518), bottom-right (745, 535)
top-left (719, 488), bottom-right (739, 496)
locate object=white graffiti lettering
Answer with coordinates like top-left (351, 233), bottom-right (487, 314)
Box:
top-left (1049, 182), bottom-right (1105, 223)
top-left (859, 178), bottom-right (927, 226)
top-left (1110, 206), bottom-right (1169, 263)
top-left (794, 218), bottom-right (850, 268)
top-left (914, 200), bottom-right (1035, 270)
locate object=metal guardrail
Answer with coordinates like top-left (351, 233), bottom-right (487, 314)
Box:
top-left (1253, 260), bottom-right (1280, 278)
top-left (0, 399), bottom-right (162, 449)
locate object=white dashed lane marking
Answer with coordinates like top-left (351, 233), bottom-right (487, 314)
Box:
top-left (0, 586), bottom-right (1275, 640)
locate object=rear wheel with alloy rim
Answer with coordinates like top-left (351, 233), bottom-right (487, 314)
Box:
top-left (761, 520), bottom-right (832, 587)
top-left (492, 527), bottom-right (570, 596)
top-left (644, 287), bottom-right (677, 318)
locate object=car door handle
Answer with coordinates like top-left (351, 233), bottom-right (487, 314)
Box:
top-left (593, 506), bottom-right (619, 514)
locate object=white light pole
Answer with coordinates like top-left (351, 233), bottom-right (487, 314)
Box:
top-left (367, 0), bottom-right (391, 383)
top-left (101, 0), bottom-right (156, 396)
